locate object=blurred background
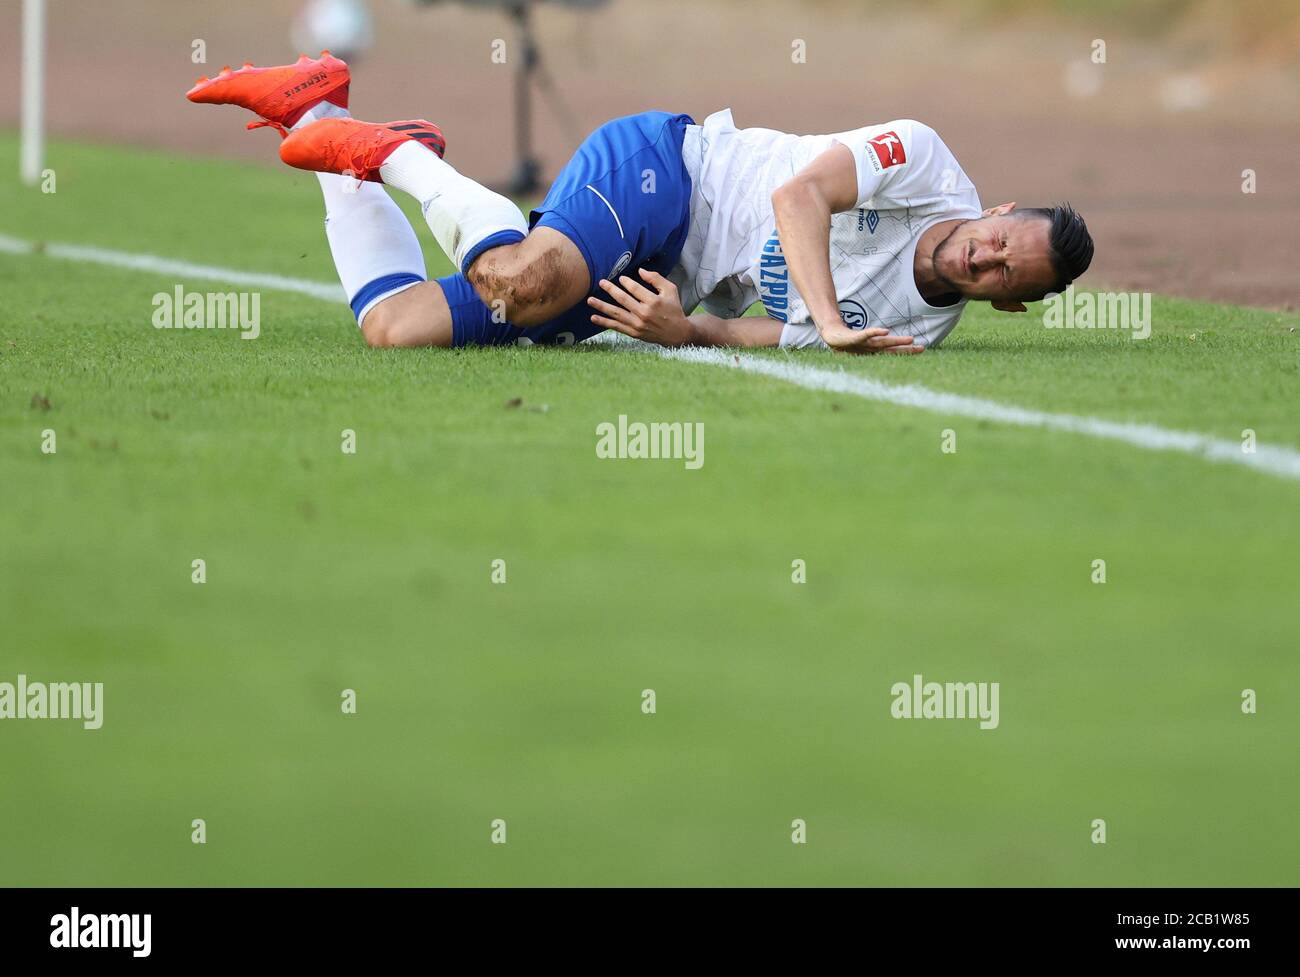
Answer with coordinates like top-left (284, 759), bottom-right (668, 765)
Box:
top-left (2, 0), bottom-right (1298, 306)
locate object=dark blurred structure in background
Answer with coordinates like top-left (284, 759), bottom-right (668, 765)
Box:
top-left (389, 0), bottom-right (612, 192)
top-left (291, 0), bottom-right (611, 192)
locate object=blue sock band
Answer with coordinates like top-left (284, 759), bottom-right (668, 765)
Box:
top-left (459, 229), bottom-right (526, 276)
top-left (350, 272), bottom-right (425, 321)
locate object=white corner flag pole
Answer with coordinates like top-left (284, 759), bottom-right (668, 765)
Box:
top-left (21, 0), bottom-right (46, 185)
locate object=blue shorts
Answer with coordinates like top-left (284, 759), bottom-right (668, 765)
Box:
top-left (442, 110), bottom-right (695, 347)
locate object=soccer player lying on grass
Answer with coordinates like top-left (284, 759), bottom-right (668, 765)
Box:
top-left (188, 54), bottom-right (1093, 355)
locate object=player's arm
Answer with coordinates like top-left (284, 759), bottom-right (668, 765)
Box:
top-left (686, 311), bottom-right (783, 347)
top-left (771, 144), bottom-right (920, 355)
top-left (587, 270), bottom-right (783, 347)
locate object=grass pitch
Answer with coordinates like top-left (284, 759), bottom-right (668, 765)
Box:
top-left (1, 134), bottom-right (1298, 886)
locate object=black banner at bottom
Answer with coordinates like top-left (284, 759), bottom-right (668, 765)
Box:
top-left (0, 887), bottom-right (1282, 963)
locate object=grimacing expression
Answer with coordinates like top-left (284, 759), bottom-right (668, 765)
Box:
top-left (933, 214), bottom-right (1058, 303)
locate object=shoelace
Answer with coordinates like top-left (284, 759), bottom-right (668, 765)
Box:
top-left (351, 138), bottom-right (392, 183)
top-left (246, 119), bottom-right (289, 139)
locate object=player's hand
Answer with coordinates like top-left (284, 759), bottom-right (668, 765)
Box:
top-left (820, 321), bottom-right (924, 355)
top-left (588, 270), bottom-right (694, 347)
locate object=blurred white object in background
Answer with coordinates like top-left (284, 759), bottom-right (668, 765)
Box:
top-left (1159, 74), bottom-right (1210, 112)
top-left (291, 0), bottom-right (375, 62)
top-left (1062, 59), bottom-right (1103, 99)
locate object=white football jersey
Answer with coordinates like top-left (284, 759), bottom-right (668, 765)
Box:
top-left (672, 109), bottom-right (983, 348)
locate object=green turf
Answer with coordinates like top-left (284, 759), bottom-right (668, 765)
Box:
top-left (1, 134), bottom-right (1298, 886)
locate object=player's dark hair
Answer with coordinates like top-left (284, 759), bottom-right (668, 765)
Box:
top-left (1016, 203), bottom-right (1093, 299)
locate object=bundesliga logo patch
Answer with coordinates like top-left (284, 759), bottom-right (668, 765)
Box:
top-left (868, 131), bottom-right (906, 170)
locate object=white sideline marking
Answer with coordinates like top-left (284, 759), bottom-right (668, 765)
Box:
top-left (4, 232), bottom-right (1296, 482)
top-left (0, 233), bottom-right (345, 302)
top-left (658, 346), bottom-right (1300, 482)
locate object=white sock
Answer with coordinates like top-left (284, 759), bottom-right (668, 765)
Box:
top-left (378, 141), bottom-right (527, 273)
top-left (317, 174), bottom-right (427, 326)
top-left (292, 100), bottom-right (350, 130)
top-left (291, 103), bottom-right (427, 325)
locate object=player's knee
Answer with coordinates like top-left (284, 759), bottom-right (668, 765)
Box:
top-left (357, 281), bottom-right (454, 348)
top-left (360, 311), bottom-right (392, 347)
top-left (360, 301), bottom-right (406, 348)
top-left (466, 246), bottom-right (558, 328)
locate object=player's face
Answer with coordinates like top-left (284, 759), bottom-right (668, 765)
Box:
top-left (933, 215), bottom-right (1057, 303)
